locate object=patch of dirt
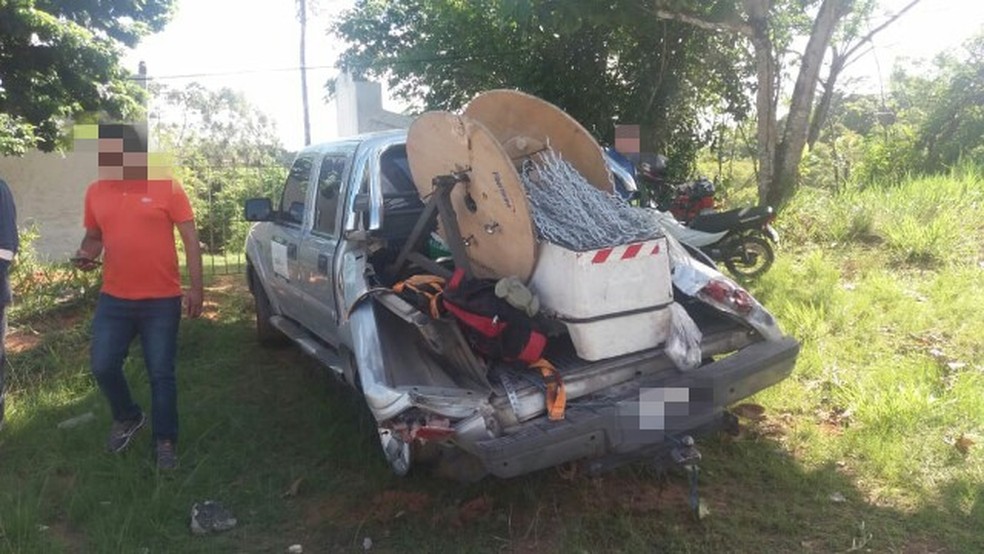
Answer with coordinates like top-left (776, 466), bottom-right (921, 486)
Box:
top-left (367, 490), bottom-right (432, 522)
top-left (729, 411), bottom-right (793, 442)
top-left (207, 275), bottom-right (248, 294)
top-left (7, 309), bottom-right (86, 354)
top-left (302, 496), bottom-right (348, 528)
top-left (44, 520), bottom-right (87, 554)
top-left (816, 406), bottom-right (853, 435)
top-left (6, 331), bottom-right (42, 354)
top-left (199, 299), bottom-right (223, 321)
top-left (899, 538), bottom-right (949, 553)
top-left (731, 402), bottom-right (767, 421)
top-left (818, 422), bottom-right (844, 436)
top-left (447, 495), bottom-right (492, 527)
top-left (579, 474), bottom-right (690, 516)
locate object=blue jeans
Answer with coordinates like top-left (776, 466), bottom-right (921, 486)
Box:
top-left (91, 293), bottom-right (182, 443)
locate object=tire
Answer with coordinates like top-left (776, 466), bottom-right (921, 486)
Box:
top-left (724, 235), bottom-right (774, 278)
top-left (251, 272), bottom-right (288, 347)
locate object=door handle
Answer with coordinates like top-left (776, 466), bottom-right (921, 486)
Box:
top-left (318, 254), bottom-right (330, 274)
top-left (287, 243), bottom-right (298, 259)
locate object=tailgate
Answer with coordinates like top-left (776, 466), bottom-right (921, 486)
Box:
top-left (471, 336), bottom-right (799, 478)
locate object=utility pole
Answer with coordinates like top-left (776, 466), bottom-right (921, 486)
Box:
top-left (299, 0), bottom-right (311, 146)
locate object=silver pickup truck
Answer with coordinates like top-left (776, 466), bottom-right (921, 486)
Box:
top-left (243, 129), bottom-right (799, 479)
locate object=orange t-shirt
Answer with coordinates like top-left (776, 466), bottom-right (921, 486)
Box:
top-left (83, 179), bottom-right (195, 299)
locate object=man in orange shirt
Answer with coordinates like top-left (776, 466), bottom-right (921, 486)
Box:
top-left (73, 123), bottom-right (203, 470)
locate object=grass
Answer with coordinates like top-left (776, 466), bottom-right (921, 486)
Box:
top-left (1, 167), bottom-right (983, 552)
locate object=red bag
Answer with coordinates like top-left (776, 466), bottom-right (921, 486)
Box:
top-left (442, 269), bottom-right (546, 364)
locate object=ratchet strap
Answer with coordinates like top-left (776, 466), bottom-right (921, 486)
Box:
top-left (392, 274), bottom-right (446, 319)
top-left (530, 358), bottom-right (566, 421)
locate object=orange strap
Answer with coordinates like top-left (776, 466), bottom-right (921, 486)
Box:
top-left (393, 275), bottom-right (445, 319)
top-left (531, 358), bottom-right (566, 421)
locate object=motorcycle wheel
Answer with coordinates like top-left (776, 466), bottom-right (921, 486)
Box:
top-left (724, 235), bottom-right (774, 278)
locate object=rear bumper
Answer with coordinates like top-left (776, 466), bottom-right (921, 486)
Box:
top-left (472, 336), bottom-right (799, 478)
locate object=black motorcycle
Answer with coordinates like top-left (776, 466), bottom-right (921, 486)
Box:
top-left (686, 206), bottom-right (779, 277)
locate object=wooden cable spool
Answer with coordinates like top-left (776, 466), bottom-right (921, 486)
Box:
top-left (406, 111), bottom-right (537, 281)
top-left (464, 89), bottom-right (614, 194)
top-left (406, 91), bottom-right (614, 281)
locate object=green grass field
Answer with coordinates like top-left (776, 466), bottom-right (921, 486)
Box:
top-left (1, 168), bottom-right (982, 552)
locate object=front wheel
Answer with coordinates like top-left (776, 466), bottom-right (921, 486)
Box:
top-left (724, 235), bottom-right (774, 278)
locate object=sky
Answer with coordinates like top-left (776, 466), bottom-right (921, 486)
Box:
top-left (124, 0), bottom-right (984, 152)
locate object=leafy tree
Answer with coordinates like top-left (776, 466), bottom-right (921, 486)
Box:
top-left (652, 0), bottom-right (862, 208)
top-left (0, 0), bottom-right (176, 154)
top-left (330, 0), bottom-right (751, 180)
top-left (151, 83), bottom-right (289, 253)
top-left (334, 0), bottom-right (889, 207)
top-left (905, 33), bottom-right (984, 171)
top-left (806, 0), bottom-right (922, 149)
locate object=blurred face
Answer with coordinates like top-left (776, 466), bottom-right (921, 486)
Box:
top-left (97, 138), bottom-right (124, 180)
top-left (615, 124), bottom-right (641, 155)
top-left (97, 133), bottom-right (147, 180)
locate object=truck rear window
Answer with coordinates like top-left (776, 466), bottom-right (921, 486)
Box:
top-left (380, 146), bottom-right (423, 212)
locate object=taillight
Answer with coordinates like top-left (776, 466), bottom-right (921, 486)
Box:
top-left (700, 279), bottom-right (753, 315)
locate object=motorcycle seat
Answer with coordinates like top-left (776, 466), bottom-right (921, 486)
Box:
top-left (689, 206), bottom-right (773, 233)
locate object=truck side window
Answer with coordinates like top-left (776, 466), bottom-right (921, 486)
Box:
top-left (314, 155), bottom-right (347, 235)
top-left (279, 152), bottom-right (316, 225)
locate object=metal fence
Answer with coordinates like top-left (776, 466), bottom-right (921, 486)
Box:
top-left (182, 164), bottom-right (287, 279)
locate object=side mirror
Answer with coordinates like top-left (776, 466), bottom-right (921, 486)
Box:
top-left (244, 198), bottom-right (273, 221)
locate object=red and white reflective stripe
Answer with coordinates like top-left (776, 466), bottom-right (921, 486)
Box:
top-left (590, 241), bottom-right (661, 264)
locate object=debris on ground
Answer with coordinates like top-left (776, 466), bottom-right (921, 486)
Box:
top-left (190, 500), bottom-right (237, 535)
top-left (282, 477), bottom-right (304, 498)
top-left (451, 495), bottom-right (493, 527)
top-left (953, 434), bottom-right (975, 455)
top-left (730, 403), bottom-right (766, 420)
top-left (56, 412), bottom-right (95, 429)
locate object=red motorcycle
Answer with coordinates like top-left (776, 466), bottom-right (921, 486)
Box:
top-left (637, 159), bottom-right (716, 223)
top-left (636, 159), bottom-right (777, 277)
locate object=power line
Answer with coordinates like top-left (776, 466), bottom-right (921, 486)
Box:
top-left (131, 64), bottom-right (339, 80)
top-left (131, 50), bottom-right (526, 81)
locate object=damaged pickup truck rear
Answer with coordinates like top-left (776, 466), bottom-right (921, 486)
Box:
top-left (243, 91), bottom-right (799, 479)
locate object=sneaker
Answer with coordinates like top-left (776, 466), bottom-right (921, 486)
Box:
top-left (155, 439), bottom-right (178, 471)
top-left (106, 412), bottom-right (145, 453)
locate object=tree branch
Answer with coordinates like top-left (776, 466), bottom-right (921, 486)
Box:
top-left (843, 0), bottom-right (923, 66)
top-left (650, 8), bottom-right (754, 38)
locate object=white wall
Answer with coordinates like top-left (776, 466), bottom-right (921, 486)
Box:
top-left (335, 72), bottom-right (412, 136)
top-left (0, 150), bottom-right (97, 261)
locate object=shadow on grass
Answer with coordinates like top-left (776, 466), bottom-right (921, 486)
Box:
top-left (0, 279), bottom-right (980, 553)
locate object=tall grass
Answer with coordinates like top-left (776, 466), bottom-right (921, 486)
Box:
top-left (781, 163), bottom-right (984, 266)
top-left (751, 163), bottom-right (984, 525)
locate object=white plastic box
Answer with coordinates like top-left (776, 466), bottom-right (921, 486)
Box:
top-left (529, 237), bottom-right (674, 361)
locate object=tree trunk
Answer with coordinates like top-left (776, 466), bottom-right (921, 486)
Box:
top-left (770, 0), bottom-right (852, 207)
top-left (807, 50), bottom-right (847, 149)
top-left (652, 0), bottom-right (859, 208)
top-left (742, 0), bottom-right (776, 204)
top-left (752, 33), bottom-right (777, 204)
